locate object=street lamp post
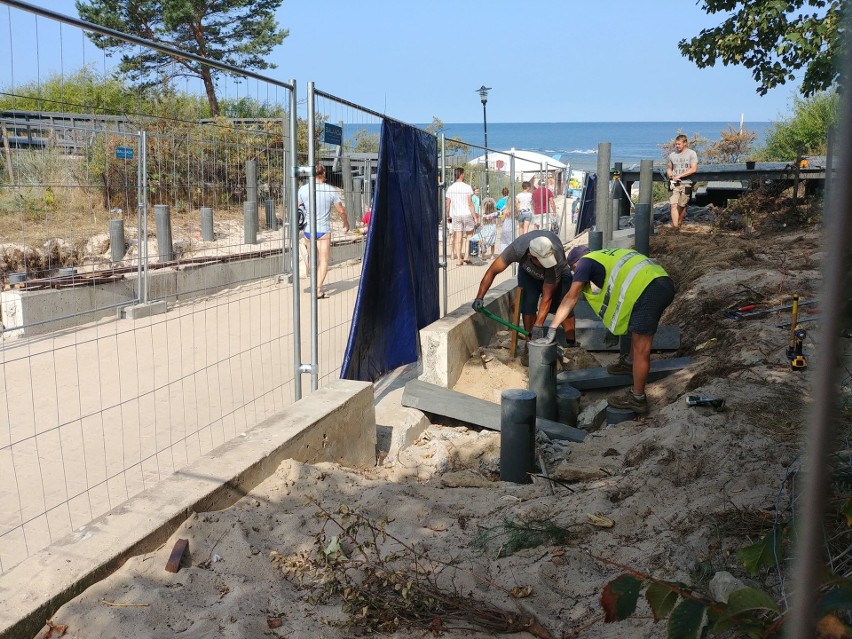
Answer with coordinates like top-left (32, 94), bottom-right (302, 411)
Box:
top-left (476, 85), bottom-right (491, 196)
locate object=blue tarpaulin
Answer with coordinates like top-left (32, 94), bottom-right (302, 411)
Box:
top-left (341, 120), bottom-right (439, 382)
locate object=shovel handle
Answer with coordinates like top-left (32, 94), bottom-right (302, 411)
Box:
top-left (477, 306), bottom-right (529, 337)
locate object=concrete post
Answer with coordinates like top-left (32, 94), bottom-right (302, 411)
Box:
top-left (154, 204), bottom-right (174, 262)
top-left (265, 199), bottom-right (277, 230)
top-left (341, 155), bottom-right (355, 228)
top-left (639, 159), bottom-right (654, 235)
top-left (201, 207), bottom-right (214, 241)
top-left (109, 217), bottom-right (125, 263)
top-left (589, 230), bottom-right (603, 251)
top-left (500, 389), bottom-right (537, 483)
top-left (244, 201), bottom-right (258, 244)
top-left (595, 143), bottom-right (612, 245)
top-left (528, 341), bottom-right (557, 421)
top-left (635, 203), bottom-right (650, 257)
top-left (556, 383), bottom-right (581, 427)
top-left (246, 160), bottom-right (258, 224)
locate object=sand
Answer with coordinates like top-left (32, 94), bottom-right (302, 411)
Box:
top-left (33, 220), bottom-right (850, 639)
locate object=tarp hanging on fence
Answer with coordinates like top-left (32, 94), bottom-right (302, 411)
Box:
top-left (341, 120), bottom-right (439, 382)
top-left (574, 172), bottom-right (597, 236)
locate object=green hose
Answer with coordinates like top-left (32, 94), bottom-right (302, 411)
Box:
top-left (477, 306), bottom-right (529, 337)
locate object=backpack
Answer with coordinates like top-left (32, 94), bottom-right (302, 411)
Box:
top-left (297, 202), bottom-right (307, 230)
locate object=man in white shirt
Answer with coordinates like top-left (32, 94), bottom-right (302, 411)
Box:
top-left (667, 134), bottom-right (699, 229)
top-left (297, 164), bottom-right (349, 298)
top-left (445, 166), bottom-right (478, 266)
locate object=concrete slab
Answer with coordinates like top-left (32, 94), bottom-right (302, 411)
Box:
top-left (556, 357), bottom-right (692, 391)
top-left (0, 379), bottom-right (376, 639)
top-left (401, 379), bottom-right (586, 443)
top-left (118, 299), bottom-right (167, 319)
top-left (375, 387), bottom-right (429, 462)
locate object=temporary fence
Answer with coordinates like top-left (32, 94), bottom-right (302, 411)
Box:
top-left (0, 0), bottom-right (581, 575)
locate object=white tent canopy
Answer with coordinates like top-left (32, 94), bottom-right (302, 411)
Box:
top-left (468, 148), bottom-right (567, 180)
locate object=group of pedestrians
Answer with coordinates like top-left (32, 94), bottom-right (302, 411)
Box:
top-left (445, 166), bottom-right (559, 266)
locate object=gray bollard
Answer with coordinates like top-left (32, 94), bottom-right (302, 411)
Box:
top-left (556, 383), bottom-right (581, 427)
top-left (244, 201), bottom-right (258, 244)
top-left (500, 389), bottom-right (537, 483)
top-left (635, 203), bottom-right (650, 257)
top-left (264, 199), bottom-right (277, 229)
top-left (607, 406), bottom-right (635, 426)
top-left (154, 204), bottom-right (175, 262)
top-left (246, 160), bottom-right (257, 213)
top-left (638, 159), bottom-right (654, 235)
top-left (109, 217), bottom-right (125, 263)
top-left (589, 230), bottom-right (603, 251)
top-left (201, 207), bottom-right (214, 241)
top-left (528, 340), bottom-right (557, 421)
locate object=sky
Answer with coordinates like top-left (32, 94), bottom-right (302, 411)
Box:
top-left (0, 0), bottom-right (805, 124)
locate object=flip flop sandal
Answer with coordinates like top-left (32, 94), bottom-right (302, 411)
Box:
top-left (317, 290), bottom-right (329, 299)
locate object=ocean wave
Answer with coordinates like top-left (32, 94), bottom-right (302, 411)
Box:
top-left (567, 148), bottom-right (598, 155)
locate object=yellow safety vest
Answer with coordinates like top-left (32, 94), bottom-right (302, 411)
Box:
top-left (583, 249), bottom-right (669, 335)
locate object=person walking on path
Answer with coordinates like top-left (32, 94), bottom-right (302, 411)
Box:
top-left (446, 167), bottom-right (478, 266)
top-left (667, 134), bottom-right (698, 229)
top-left (298, 163), bottom-right (349, 298)
top-left (516, 181), bottom-right (533, 235)
top-left (532, 178), bottom-right (555, 230)
top-left (537, 245), bottom-right (675, 414)
top-left (472, 230), bottom-right (578, 364)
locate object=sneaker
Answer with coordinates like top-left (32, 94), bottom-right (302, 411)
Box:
top-left (606, 357), bottom-right (633, 376)
top-left (608, 390), bottom-right (648, 415)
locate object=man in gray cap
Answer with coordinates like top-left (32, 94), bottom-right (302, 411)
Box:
top-left (472, 230), bottom-right (578, 356)
top-left (537, 245), bottom-right (675, 414)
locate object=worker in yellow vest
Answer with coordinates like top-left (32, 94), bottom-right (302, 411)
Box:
top-left (537, 246), bottom-right (675, 415)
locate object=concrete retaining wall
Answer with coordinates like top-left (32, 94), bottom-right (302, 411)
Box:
top-left (419, 280), bottom-right (518, 389)
top-left (0, 379), bottom-right (376, 639)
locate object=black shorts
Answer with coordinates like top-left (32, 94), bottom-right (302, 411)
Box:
top-left (517, 269), bottom-right (573, 317)
top-left (629, 276), bottom-right (675, 334)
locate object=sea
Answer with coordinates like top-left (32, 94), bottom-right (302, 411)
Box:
top-left (348, 121), bottom-right (773, 173)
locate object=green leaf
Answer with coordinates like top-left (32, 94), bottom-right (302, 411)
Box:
top-left (738, 526), bottom-right (782, 576)
top-left (840, 498), bottom-right (852, 526)
top-left (667, 598), bottom-right (707, 639)
top-left (645, 582), bottom-right (680, 621)
top-left (726, 587), bottom-right (780, 615)
top-left (817, 584), bottom-right (852, 617)
top-left (600, 574), bottom-right (643, 622)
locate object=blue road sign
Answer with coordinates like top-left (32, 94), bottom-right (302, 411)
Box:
top-left (115, 146), bottom-right (134, 159)
top-left (323, 123), bottom-right (342, 146)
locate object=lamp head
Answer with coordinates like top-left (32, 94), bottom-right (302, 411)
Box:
top-left (476, 85), bottom-right (491, 104)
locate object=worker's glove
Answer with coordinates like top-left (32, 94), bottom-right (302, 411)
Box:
top-left (530, 325), bottom-right (546, 340)
top-left (533, 327), bottom-right (558, 345)
top-left (472, 298), bottom-right (484, 312)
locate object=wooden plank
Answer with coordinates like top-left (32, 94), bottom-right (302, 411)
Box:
top-left (165, 538), bottom-right (189, 573)
top-left (556, 357), bottom-right (692, 390)
top-left (401, 379), bottom-right (586, 442)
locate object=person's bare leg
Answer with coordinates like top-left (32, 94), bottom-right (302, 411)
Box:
top-left (630, 332), bottom-right (654, 395)
top-left (522, 313), bottom-right (535, 334)
top-left (453, 231), bottom-right (463, 264)
top-left (670, 203), bottom-right (680, 228)
top-left (316, 236), bottom-right (331, 292)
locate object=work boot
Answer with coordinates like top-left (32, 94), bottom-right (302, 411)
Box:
top-left (608, 389), bottom-right (648, 415)
top-left (606, 356), bottom-right (632, 376)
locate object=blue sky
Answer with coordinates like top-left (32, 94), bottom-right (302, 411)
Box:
top-left (2, 0), bottom-right (804, 124)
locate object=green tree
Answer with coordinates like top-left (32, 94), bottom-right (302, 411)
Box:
top-left (75, 0), bottom-right (288, 117)
top-left (757, 91), bottom-right (838, 160)
top-left (678, 0), bottom-right (842, 97)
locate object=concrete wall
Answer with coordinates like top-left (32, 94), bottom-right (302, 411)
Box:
top-left (419, 279), bottom-right (518, 389)
top-left (0, 379), bottom-right (376, 639)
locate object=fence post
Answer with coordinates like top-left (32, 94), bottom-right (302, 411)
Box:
top-left (595, 143), bottom-right (612, 245)
top-left (264, 199), bottom-right (277, 229)
top-left (154, 204), bottom-right (174, 262)
top-left (639, 159), bottom-right (654, 235)
top-left (109, 217), bottom-right (125, 263)
top-left (244, 200), bottom-right (258, 244)
top-left (246, 159), bottom-right (258, 225)
top-left (341, 155), bottom-right (355, 228)
top-left (200, 207), bottom-right (214, 241)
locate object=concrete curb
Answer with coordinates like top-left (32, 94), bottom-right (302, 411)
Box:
top-left (0, 379), bottom-right (376, 639)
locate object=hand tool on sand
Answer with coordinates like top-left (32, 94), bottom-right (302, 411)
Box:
top-left (476, 306), bottom-right (529, 338)
top-left (724, 298), bottom-right (817, 320)
top-left (785, 295), bottom-right (801, 358)
top-left (686, 395), bottom-right (726, 410)
top-left (789, 327), bottom-right (808, 370)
